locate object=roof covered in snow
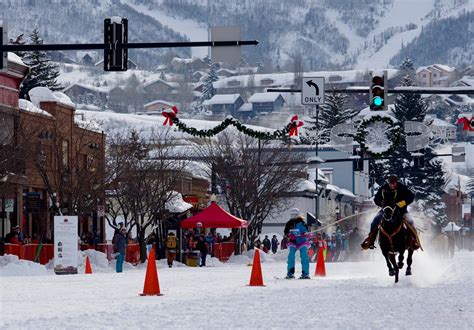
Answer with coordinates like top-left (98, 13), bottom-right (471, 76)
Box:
top-left (7, 52), bottom-right (27, 67)
top-left (206, 94), bottom-right (242, 105)
top-left (248, 92), bottom-right (284, 103)
top-left (29, 87), bottom-right (75, 109)
top-left (18, 99), bottom-right (53, 118)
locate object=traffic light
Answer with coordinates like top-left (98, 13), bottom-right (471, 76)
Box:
top-left (0, 23), bottom-right (7, 71)
top-left (104, 17), bottom-right (128, 71)
top-left (369, 70), bottom-right (387, 110)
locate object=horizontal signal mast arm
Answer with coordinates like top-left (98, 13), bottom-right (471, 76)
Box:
top-left (267, 87), bottom-right (474, 95)
top-left (0, 40), bottom-right (259, 52)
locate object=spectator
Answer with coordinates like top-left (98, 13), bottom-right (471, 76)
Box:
top-left (262, 235), bottom-right (271, 253)
top-left (205, 232), bottom-right (214, 257)
top-left (196, 235), bottom-right (208, 267)
top-left (216, 233), bottom-right (222, 243)
top-left (112, 222), bottom-right (124, 244)
top-left (113, 227), bottom-right (127, 273)
top-left (164, 232), bottom-right (177, 268)
top-left (5, 226), bottom-right (21, 244)
top-left (271, 235), bottom-right (279, 254)
top-left (280, 236), bottom-right (288, 250)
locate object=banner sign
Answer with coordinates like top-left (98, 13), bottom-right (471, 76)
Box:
top-left (54, 216), bottom-right (78, 275)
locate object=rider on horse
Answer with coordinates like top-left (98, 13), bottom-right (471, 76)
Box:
top-left (361, 174), bottom-right (421, 250)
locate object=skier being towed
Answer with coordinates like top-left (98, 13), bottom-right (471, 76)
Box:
top-left (284, 208), bottom-right (311, 279)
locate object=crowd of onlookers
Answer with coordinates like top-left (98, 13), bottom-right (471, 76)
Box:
top-left (254, 226), bottom-right (365, 262)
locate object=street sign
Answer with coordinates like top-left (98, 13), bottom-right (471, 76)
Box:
top-left (211, 26), bottom-right (241, 64)
top-left (452, 146), bottom-right (465, 163)
top-left (5, 199), bottom-right (14, 212)
top-left (302, 77), bottom-right (325, 105)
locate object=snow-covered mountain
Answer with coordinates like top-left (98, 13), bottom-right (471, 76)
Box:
top-left (1, 0), bottom-right (472, 70)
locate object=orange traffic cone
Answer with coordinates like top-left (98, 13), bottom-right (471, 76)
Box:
top-left (85, 256), bottom-right (93, 274)
top-left (248, 249), bottom-right (265, 286)
top-left (315, 246), bottom-right (326, 277)
top-left (139, 248), bottom-right (162, 296)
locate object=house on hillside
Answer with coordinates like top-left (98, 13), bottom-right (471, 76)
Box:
top-left (94, 59), bottom-right (138, 70)
top-left (142, 78), bottom-right (179, 101)
top-left (248, 92), bottom-right (285, 114)
top-left (416, 64), bottom-right (456, 87)
top-left (144, 100), bottom-right (175, 112)
top-left (426, 116), bottom-right (457, 142)
top-left (77, 51), bottom-right (99, 66)
top-left (204, 94), bottom-right (244, 117)
top-left (192, 71), bottom-right (206, 82)
top-left (171, 57), bottom-right (207, 73)
top-left (236, 103), bottom-right (253, 119)
top-left (217, 68), bottom-right (236, 78)
top-left (63, 83), bottom-right (109, 105)
top-left (48, 51), bottom-right (76, 64)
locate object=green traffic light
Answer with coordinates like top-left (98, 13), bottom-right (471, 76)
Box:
top-left (373, 96), bottom-right (383, 107)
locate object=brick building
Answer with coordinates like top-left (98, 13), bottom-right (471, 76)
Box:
top-left (0, 54), bottom-right (106, 242)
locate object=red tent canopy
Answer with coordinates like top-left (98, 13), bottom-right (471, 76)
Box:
top-left (180, 202), bottom-right (248, 228)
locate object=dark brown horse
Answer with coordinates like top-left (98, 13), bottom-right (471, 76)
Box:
top-left (378, 206), bottom-right (414, 283)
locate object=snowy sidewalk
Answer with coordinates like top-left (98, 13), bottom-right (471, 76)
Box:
top-left (0, 251), bottom-right (473, 329)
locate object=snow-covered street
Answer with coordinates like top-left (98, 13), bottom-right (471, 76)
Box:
top-left (1, 250), bottom-right (472, 329)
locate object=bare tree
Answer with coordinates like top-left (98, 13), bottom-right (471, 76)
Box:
top-left (194, 131), bottom-right (306, 247)
top-left (20, 112), bottom-right (104, 231)
top-left (0, 110), bottom-right (26, 199)
top-left (105, 129), bottom-right (189, 262)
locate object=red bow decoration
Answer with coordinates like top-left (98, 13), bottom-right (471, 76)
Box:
top-left (288, 115), bottom-right (304, 137)
top-left (162, 106), bottom-right (179, 126)
top-left (455, 116), bottom-right (474, 131)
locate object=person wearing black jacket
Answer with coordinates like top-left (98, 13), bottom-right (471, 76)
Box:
top-left (196, 235), bottom-right (208, 267)
top-left (361, 175), bottom-right (420, 250)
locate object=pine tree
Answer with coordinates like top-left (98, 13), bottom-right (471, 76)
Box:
top-left (200, 62), bottom-right (219, 102)
top-left (384, 75), bottom-right (447, 225)
top-left (393, 75), bottom-right (426, 122)
top-left (20, 29), bottom-right (62, 100)
top-left (9, 34), bottom-right (27, 58)
top-left (467, 175), bottom-right (474, 196)
top-left (304, 91), bottom-right (358, 144)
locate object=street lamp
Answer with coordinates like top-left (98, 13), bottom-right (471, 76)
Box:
top-left (335, 205), bottom-right (340, 220)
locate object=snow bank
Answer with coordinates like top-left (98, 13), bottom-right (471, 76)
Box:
top-left (0, 255), bottom-right (53, 277)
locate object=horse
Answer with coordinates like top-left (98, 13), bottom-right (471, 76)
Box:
top-left (378, 206), bottom-right (414, 283)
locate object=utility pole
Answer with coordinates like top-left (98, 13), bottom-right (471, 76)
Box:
top-left (314, 105), bottom-right (319, 229)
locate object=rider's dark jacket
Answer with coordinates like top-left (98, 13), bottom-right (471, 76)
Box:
top-left (374, 182), bottom-right (415, 214)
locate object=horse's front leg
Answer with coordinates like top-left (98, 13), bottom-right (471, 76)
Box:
top-left (397, 250), bottom-right (405, 270)
top-left (382, 250), bottom-right (394, 276)
top-left (406, 248), bottom-right (413, 276)
top-left (388, 252), bottom-right (399, 283)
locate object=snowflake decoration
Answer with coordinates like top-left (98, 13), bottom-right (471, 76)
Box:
top-left (355, 116), bottom-right (400, 157)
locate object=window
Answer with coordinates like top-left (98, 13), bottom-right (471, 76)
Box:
top-left (260, 79), bottom-right (274, 85)
top-left (423, 74), bottom-right (426, 78)
top-left (328, 75), bottom-right (342, 82)
top-left (62, 140), bottom-right (69, 168)
top-left (227, 80), bottom-right (241, 87)
top-left (86, 155), bottom-right (96, 172)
